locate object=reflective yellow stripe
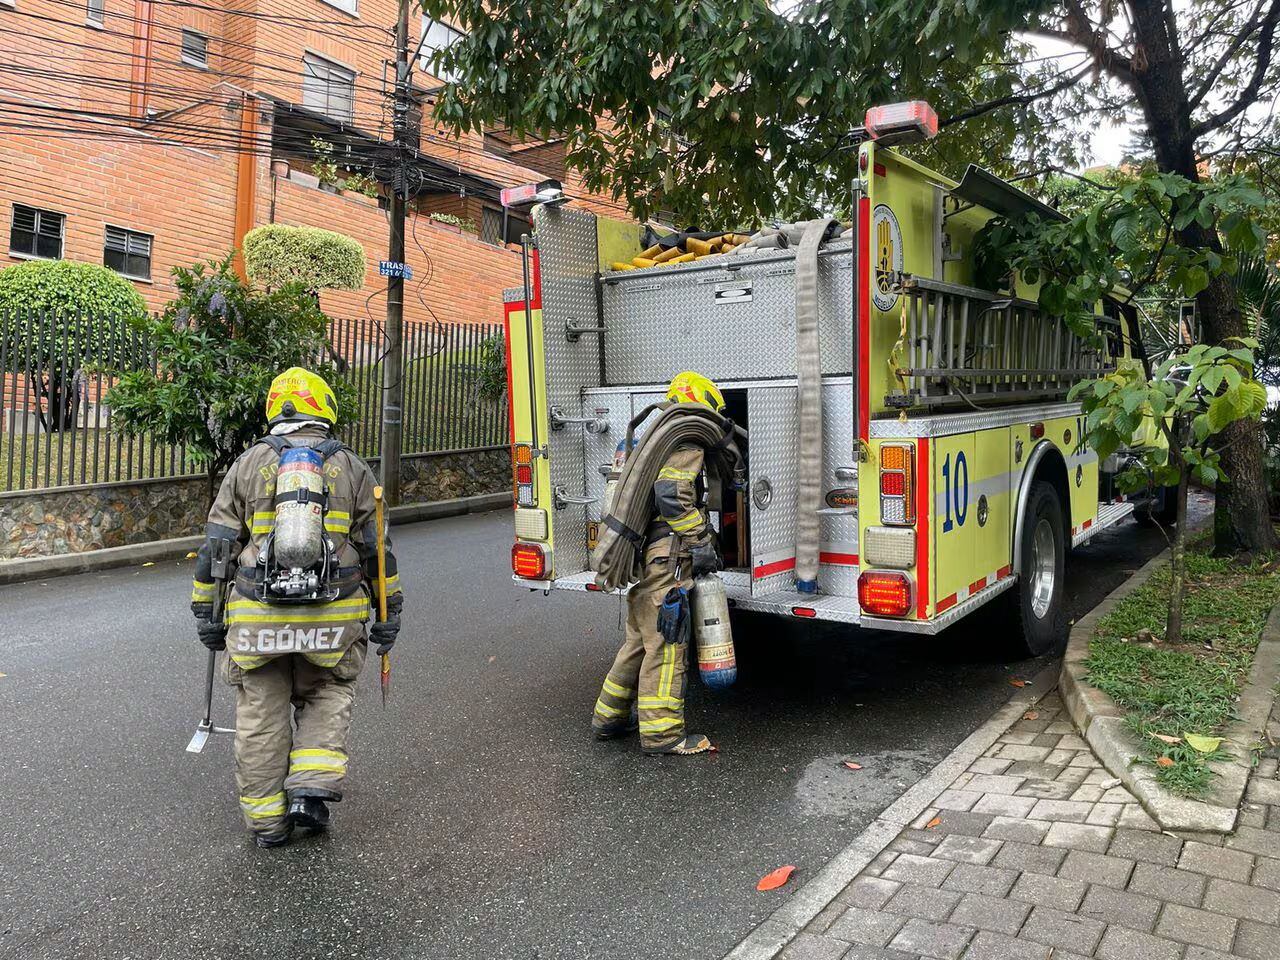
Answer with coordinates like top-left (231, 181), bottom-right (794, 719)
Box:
top-left (239, 792), bottom-right (285, 819)
top-left (230, 654), bottom-right (269, 669)
top-left (638, 695), bottom-right (683, 708)
top-left (251, 512), bottom-right (275, 522)
top-left (657, 467), bottom-right (697, 481)
top-left (639, 717), bottom-right (682, 733)
top-left (324, 520), bottom-right (351, 532)
top-left (668, 510), bottom-right (703, 533)
top-left (659, 641), bottom-right (676, 698)
top-left (227, 597), bottom-right (368, 611)
top-left (594, 699), bottom-right (628, 719)
top-left (226, 610), bottom-right (368, 625)
top-left (290, 763), bottom-right (348, 774)
top-left (290, 749), bottom-right (347, 761)
top-left (326, 511), bottom-right (351, 521)
top-left (191, 581), bottom-right (216, 602)
top-left (304, 651), bottom-right (345, 667)
top-left (602, 677), bottom-right (634, 698)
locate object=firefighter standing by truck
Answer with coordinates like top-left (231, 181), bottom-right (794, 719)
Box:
top-left (591, 372), bottom-right (725, 756)
top-left (190, 368), bottom-right (402, 847)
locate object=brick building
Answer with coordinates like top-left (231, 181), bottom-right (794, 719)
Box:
top-left (0, 0), bottom-right (627, 327)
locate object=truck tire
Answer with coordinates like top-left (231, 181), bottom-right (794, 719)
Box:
top-left (1007, 481), bottom-right (1068, 656)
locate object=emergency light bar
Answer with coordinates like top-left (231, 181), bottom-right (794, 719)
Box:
top-left (864, 101), bottom-right (938, 145)
top-left (500, 179), bottom-right (564, 209)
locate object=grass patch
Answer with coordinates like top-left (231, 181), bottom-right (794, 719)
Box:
top-left (1084, 544), bottom-right (1280, 796)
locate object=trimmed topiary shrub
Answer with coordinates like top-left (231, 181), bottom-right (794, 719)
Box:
top-left (242, 224), bottom-right (366, 291)
top-left (0, 260), bottom-right (148, 429)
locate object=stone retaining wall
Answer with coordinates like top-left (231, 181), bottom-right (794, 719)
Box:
top-left (0, 446), bottom-right (510, 560)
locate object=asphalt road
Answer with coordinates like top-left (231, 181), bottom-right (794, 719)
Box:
top-left (0, 493), bottom-right (1210, 960)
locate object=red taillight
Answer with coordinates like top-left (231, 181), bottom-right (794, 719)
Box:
top-left (513, 443), bottom-right (536, 507)
top-left (512, 543), bottom-right (546, 579)
top-left (858, 571), bottom-right (913, 617)
top-left (792, 607), bottom-right (817, 618)
top-left (516, 463), bottom-right (533, 485)
top-left (1030, 423), bottom-right (1045, 439)
top-left (881, 472), bottom-right (905, 497)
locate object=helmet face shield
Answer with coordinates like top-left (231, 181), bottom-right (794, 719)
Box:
top-left (266, 367), bottom-right (338, 426)
top-left (666, 370), bottom-right (725, 412)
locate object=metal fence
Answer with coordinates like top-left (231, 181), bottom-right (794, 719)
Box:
top-left (0, 309), bottom-right (508, 493)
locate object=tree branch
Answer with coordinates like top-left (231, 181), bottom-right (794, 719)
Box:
top-left (1188, 0), bottom-right (1270, 110)
top-left (938, 66), bottom-right (1091, 129)
top-left (1191, 0), bottom-right (1280, 138)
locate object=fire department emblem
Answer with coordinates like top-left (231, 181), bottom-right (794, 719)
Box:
top-left (872, 204), bottom-right (903, 312)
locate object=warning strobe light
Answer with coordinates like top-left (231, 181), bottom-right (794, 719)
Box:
top-left (864, 101), bottom-right (938, 145)
top-left (858, 571), bottom-right (913, 618)
top-left (512, 542), bottom-right (548, 579)
top-left (500, 179), bottom-right (564, 209)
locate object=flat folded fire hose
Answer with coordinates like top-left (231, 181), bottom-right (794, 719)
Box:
top-left (591, 402), bottom-right (746, 592)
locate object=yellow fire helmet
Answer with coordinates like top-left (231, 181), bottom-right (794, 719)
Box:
top-left (666, 370), bottom-right (725, 412)
top-left (266, 366), bottom-right (339, 426)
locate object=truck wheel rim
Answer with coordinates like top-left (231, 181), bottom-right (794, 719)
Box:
top-left (1030, 518), bottom-right (1056, 619)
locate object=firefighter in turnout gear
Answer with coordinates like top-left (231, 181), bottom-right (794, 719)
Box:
top-left (591, 371), bottom-right (724, 756)
top-left (191, 367), bottom-right (402, 847)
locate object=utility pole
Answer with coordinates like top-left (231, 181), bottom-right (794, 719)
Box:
top-left (379, 0), bottom-right (411, 505)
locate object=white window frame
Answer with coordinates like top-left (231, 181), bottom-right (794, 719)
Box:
top-left (420, 17), bottom-right (464, 82)
top-left (9, 204), bottom-right (65, 261)
top-left (319, 0), bottom-right (358, 15)
top-left (180, 28), bottom-right (209, 69)
top-left (103, 224), bottom-right (153, 282)
top-left (85, 0), bottom-right (105, 27)
top-left (301, 51), bottom-right (357, 124)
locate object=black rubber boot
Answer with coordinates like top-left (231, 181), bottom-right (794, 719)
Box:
top-left (253, 829), bottom-right (291, 849)
top-left (287, 796), bottom-right (331, 832)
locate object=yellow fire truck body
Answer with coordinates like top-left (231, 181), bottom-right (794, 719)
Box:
top-left (502, 136), bottom-right (1145, 652)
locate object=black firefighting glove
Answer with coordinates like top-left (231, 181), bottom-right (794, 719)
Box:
top-left (191, 601), bottom-right (213, 620)
top-left (690, 539), bottom-right (723, 578)
top-left (657, 586), bottom-right (691, 645)
top-left (196, 617), bottom-right (226, 651)
top-left (370, 593), bottom-right (403, 656)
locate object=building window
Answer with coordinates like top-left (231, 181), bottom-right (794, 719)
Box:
top-left (180, 29), bottom-right (208, 68)
top-left (10, 204), bottom-right (64, 260)
top-left (481, 207), bottom-right (530, 247)
top-left (302, 52), bottom-right (356, 124)
top-left (103, 225), bottom-right (152, 280)
top-left (420, 18), bottom-right (464, 82)
top-left (86, 0), bottom-right (105, 26)
top-left (320, 0), bottom-right (357, 14)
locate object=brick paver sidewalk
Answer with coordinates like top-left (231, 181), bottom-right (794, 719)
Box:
top-left (782, 691), bottom-right (1280, 960)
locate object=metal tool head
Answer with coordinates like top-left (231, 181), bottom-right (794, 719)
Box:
top-left (186, 720), bottom-right (212, 754)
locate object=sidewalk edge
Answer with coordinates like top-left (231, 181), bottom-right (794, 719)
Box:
top-left (0, 492), bottom-right (512, 586)
top-left (1060, 551), bottom-right (1280, 834)
top-left (722, 658), bottom-right (1063, 960)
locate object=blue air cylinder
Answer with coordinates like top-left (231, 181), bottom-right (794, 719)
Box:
top-left (273, 446), bottom-right (326, 569)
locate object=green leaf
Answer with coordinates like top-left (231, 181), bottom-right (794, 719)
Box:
top-left (1184, 734), bottom-right (1224, 753)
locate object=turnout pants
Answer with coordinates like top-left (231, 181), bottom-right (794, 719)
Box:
top-left (592, 539), bottom-right (692, 749)
top-left (223, 642), bottom-right (366, 834)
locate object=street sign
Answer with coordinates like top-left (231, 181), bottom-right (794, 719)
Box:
top-left (379, 261), bottom-right (414, 280)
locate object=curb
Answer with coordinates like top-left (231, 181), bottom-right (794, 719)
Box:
top-left (0, 491), bottom-right (512, 586)
top-left (1060, 551), bottom-right (1280, 834)
top-left (722, 658), bottom-right (1064, 960)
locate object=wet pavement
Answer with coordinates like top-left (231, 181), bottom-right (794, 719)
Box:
top-left (0, 494), bottom-right (1210, 960)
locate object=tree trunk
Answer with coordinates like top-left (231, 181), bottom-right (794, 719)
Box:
top-left (1127, 0), bottom-right (1279, 555)
top-left (1165, 458), bottom-right (1190, 644)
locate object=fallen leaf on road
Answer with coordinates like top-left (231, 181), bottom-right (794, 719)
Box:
top-left (843, 761), bottom-right (863, 771)
top-left (487, 656), bottom-right (496, 663)
top-left (1023, 711), bottom-right (1039, 721)
top-left (0, 672), bottom-right (6, 678)
top-left (756, 865), bottom-right (796, 891)
top-left (1185, 734), bottom-right (1223, 753)
top-left (1009, 679), bottom-right (1027, 688)
top-left (1156, 756), bottom-right (1175, 767)
top-left (1153, 734), bottom-right (1182, 745)
top-left (1100, 778), bottom-right (1121, 790)
top-left (185, 552), bottom-right (197, 559)
top-left (924, 817), bottom-right (942, 830)
top-left (141, 562), bottom-right (155, 567)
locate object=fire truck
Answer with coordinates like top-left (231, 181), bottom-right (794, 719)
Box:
top-left (498, 102), bottom-right (1152, 655)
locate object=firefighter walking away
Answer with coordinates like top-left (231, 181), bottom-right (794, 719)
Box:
top-left (190, 368), bottom-right (403, 847)
top-left (591, 371), bottom-right (730, 756)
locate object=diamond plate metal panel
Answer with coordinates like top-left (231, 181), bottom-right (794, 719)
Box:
top-left (748, 383), bottom-right (799, 595)
top-left (535, 205), bottom-right (604, 577)
top-left (869, 401), bottom-right (1082, 438)
top-left (601, 244), bottom-right (853, 385)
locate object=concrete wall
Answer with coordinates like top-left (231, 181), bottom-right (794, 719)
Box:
top-left (0, 446), bottom-right (510, 560)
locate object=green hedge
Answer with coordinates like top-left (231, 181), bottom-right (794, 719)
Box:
top-left (242, 225), bottom-right (365, 291)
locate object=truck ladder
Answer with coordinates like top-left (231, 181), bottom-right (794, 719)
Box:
top-left (891, 275), bottom-right (1114, 411)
